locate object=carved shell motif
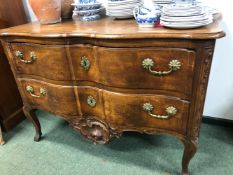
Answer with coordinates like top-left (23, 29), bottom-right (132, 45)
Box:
top-left (69, 117), bottom-right (121, 144)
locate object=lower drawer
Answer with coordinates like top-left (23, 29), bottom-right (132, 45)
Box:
top-left (103, 91), bottom-right (189, 134)
top-left (77, 87), bottom-right (190, 134)
top-left (19, 80), bottom-right (189, 134)
top-left (19, 79), bottom-right (78, 117)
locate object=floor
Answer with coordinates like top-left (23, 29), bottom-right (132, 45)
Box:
top-left (0, 110), bottom-right (232, 175)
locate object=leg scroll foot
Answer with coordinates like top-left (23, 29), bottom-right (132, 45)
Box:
top-left (182, 140), bottom-right (197, 175)
top-left (23, 106), bottom-right (42, 142)
top-left (34, 130), bottom-right (42, 142)
top-left (0, 125), bottom-right (5, 145)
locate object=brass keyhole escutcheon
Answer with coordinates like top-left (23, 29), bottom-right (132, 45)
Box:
top-left (87, 96), bottom-right (96, 107)
top-left (80, 56), bottom-right (91, 70)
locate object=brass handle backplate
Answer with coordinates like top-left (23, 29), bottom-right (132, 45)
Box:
top-left (15, 51), bottom-right (37, 64)
top-left (143, 103), bottom-right (177, 119)
top-left (87, 96), bottom-right (96, 107)
top-left (80, 56), bottom-right (91, 70)
top-left (142, 58), bottom-right (181, 76)
top-left (26, 85), bottom-right (46, 98)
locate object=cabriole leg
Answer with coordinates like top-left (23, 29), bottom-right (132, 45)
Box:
top-left (23, 106), bottom-right (42, 142)
top-left (182, 140), bottom-right (197, 175)
top-left (0, 125), bottom-right (5, 145)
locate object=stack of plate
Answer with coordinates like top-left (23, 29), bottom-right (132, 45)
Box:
top-left (72, 1), bottom-right (103, 21)
top-left (160, 4), bottom-right (213, 29)
top-left (106, 0), bottom-right (142, 19)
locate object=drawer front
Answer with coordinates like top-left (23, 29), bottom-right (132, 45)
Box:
top-left (76, 86), bottom-right (189, 134)
top-left (77, 87), bottom-right (105, 121)
top-left (10, 43), bottom-right (71, 81)
top-left (20, 79), bottom-right (78, 117)
top-left (103, 91), bottom-right (189, 134)
top-left (70, 46), bottom-right (195, 97)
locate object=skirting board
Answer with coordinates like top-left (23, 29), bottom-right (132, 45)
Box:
top-left (202, 116), bottom-right (233, 128)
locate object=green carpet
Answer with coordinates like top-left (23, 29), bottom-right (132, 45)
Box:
top-left (0, 110), bottom-right (232, 175)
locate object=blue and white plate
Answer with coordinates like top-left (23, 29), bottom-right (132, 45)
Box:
top-left (80, 14), bottom-right (101, 21)
top-left (72, 2), bottom-right (102, 10)
top-left (72, 0), bottom-right (103, 21)
top-left (73, 8), bottom-right (103, 16)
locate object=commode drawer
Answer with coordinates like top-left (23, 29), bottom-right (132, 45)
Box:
top-left (20, 79), bottom-right (77, 117)
top-left (70, 45), bottom-right (195, 98)
top-left (103, 91), bottom-right (189, 134)
top-left (71, 86), bottom-right (189, 135)
top-left (10, 43), bottom-right (71, 81)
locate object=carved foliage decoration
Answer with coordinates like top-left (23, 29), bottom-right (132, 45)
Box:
top-left (191, 44), bottom-right (214, 143)
top-left (69, 117), bottom-right (121, 144)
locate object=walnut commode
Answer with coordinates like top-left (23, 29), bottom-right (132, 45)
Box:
top-left (0, 18), bottom-right (225, 175)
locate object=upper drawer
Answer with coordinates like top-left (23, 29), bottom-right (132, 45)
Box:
top-left (10, 43), bottom-right (72, 81)
top-left (70, 46), bottom-right (195, 97)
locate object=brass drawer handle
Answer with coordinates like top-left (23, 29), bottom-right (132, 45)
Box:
top-left (26, 85), bottom-right (46, 98)
top-left (80, 56), bottom-right (90, 70)
top-left (143, 103), bottom-right (177, 119)
top-left (15, 51), bottom-right (37, 64)
top-left (87, 96), bottom-right (96, 107)
top-left (142, 58), bottom-right (181, 76)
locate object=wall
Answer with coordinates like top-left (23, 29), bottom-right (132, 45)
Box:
top-left (22, 0), bottom-right (233, 120)
top-left (202, 0), bottom-right (233, 120)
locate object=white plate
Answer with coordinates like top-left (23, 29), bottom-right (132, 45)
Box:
top-left (107, 4), bottom-right (139, 9)
top-left (107, 4), bottom-right (136, 7)
top-left (106, 9), bottom-right (133, 12)
top-left (163, 7), bottom-right (202, 12)
top-left (161, 14), bottom-right (212, 22)
top-left (163, 11), bottom-right (204, 17)
top-left (107, 9), bottom-right (133, 13)
top-left (106, 13), bottom-right (133, 19)
top-left (108, 15), bottom-right (134, 19)
top-left (163, 4), bottom-right (202, 10)
top-left (161, 19), bottom-right (212, 25)
top-left (106, 11), bottom-right (133, 14)
top-left (162, 22), bottom-right (212, 29)
top-left (163, 11), bottom-right (206, 16)
top-left (161, 13), bottom-right (207, 19)
top-left (107, 0), bottom-right (139, 5)
top-left (153, 0), bottom-right (172, 1)
top-left (161, 18), bottom-right (212, 23)
top-left (161, 20), bottom-right (212, 27)
top-left (107, 12), bottom-right (133, 16)
top-left (107, 7), bottom-right (135, 11)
